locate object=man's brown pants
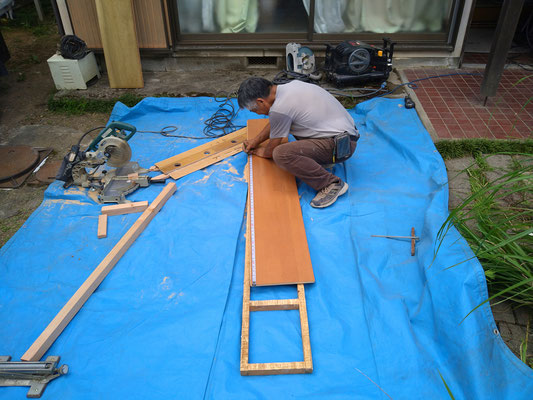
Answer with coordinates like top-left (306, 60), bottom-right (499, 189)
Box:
top-left (271, 137), bottom-right (357, 191)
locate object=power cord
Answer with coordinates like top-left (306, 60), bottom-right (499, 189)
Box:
top-left (377, 72), bottom-right (483, 97)
top-left (138, 91), bottom-right (245, 139)
top-left (326, 82), bottom-right (388, 98)
top-left (203, 92), bottom-right (245, 137)
top-left (272, 69), bottom-right (321, 85)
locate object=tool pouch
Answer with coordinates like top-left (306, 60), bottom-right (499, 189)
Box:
top-left (333, 132), bottom-right (352, 163)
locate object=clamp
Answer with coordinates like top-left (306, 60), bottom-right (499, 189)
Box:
top-left (0, 356), bottom-right (68, 398)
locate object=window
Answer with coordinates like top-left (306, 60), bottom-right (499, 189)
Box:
top-left (177, 0), bottom-right (309, 33)
top-left (175, 0), bottom-right (460, 46)
top-left (310, 0), bottom-right (453, 34)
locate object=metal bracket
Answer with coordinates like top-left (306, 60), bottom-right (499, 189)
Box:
top-left (0, 356), bottom-right (68, 398)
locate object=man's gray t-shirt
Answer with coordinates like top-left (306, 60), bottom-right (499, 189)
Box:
top-left (268, 80), bottom-right (358, 140)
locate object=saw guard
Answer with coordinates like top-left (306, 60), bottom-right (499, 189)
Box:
top-left (99, 137), bottom-right (132, 167)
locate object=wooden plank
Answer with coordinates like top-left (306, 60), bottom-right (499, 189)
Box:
top-left (298, 284), bottom-right (313, 370)
top-left (56, 0), bottom-right (74, 35)
top-left (241, 361), bottom-right (311, 376)
top-left (240, 189), bottom-right (252, 374)
top-left (168, 144), bottom-right (243, 180)
top-left (21, 183), bottom-right (176, 361)
top-left (247, 119), bottom-right (315, 286)
top-left (101, 201), bottom-right (149, 216)
top-left (155, 128), bottom-right (247, 178)
top-left (151, 174), bottom-right (169, 181)
top-left (97, 214), bottom-right (107, 239)
top-left (94, 0), bottom-right (143, 88)
top-left (249, 299), bottom-right (299, 311)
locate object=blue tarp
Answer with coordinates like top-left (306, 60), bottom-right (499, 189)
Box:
top-left (1, 97), bottom-right (531, 399)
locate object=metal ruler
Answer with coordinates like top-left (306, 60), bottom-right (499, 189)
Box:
top-left (249, 156), bottom-right (257, 286)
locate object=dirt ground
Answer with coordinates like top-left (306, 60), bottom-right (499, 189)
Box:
top-left (0, 10), bottom-right (108, 245)
top-left (0, 19), bottom-right (107, 132)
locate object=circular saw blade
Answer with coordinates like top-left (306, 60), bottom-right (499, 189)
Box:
top-left (99, 137), bottom-right (132, 167)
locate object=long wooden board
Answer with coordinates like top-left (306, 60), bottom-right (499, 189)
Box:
top-left (21, 183), bottom-right (176, 361)
top-left (247, 119), bottom-right (315, 286)
top-left (155, 128), bottom-right (247, 179)
top-left (94, 0), bottom-right (143, 88)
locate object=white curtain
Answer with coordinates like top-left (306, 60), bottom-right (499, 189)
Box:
top-left (304, 0), bottom-right (450, 34)
top-left (178, 0), bottom-right (215, 33)
top-left (178, 0), bottom-right (259, 33)
top-left (302, 0), bottom-right (348, 34)
top-left (216, 0), bottom-right (259, 33)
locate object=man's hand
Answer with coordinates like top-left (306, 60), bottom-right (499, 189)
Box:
top-left (242, 140), bottom-right (255, 154)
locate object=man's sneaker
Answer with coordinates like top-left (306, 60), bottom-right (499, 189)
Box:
top-left (310, 181), bottom-right (349, 208)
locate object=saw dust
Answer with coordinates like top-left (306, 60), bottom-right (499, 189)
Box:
top-left (191, 170), bottom-right (215, 185)
top-left (220, 160), bottom-right (239, 176)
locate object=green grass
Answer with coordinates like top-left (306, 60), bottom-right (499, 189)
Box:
top-left (0, 210), bottom-right (32, 248)
top-left (521, 319), bottom-right (533, 368)
top-left (436, 154), bottom-right (533, 313)
top-left (1, 0), bottom-right (56, 35)
top-left (48, 93), bottom-right (144, 114)
top-left (436, 139), bottom-right (533, 160)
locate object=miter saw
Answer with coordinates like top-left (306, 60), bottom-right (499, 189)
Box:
top-left (56, 121), bottom-right (151, 204)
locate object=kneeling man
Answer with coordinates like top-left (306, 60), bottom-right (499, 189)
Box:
top-left (238, 77), bottom-right (359, 208)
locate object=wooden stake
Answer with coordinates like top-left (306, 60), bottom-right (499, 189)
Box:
top-left (97, 214), bottom-right (107, 239)
top-left (21, 183), bottom-right (177, 361)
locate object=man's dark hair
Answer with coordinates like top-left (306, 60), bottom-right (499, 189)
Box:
top-left (237, 77), bottom-right (272, 110)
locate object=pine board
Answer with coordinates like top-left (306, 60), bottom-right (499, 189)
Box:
top-left (94, 0), bottom-right (143, 88)
top-left (155, 128), bottom-right (247, 179)
top-left (21, 183), bottom-right (176, 361)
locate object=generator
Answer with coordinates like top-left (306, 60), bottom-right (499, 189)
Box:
top-left (325, 38), bottom-right (395, 87)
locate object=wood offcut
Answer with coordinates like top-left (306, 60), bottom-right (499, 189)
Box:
top-left (101, 201), bottom-right (149, 216)
top-left (21, 183), bottom-right (176, 362)
top-left (155, 128), bottom-right (247, 180)
top-left (97, 214), bottom-right (107, 239)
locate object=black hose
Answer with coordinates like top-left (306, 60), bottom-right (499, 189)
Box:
top-left (60, 35), bottom-right (88, 60)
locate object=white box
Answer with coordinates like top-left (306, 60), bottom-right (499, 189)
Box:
top-left (47, 52), bottom-right (101, 90)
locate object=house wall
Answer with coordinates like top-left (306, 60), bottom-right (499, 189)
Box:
top-left (66, 0), bottom-right (169, 49)
top-left (60, 0), bottom-right (475, 71)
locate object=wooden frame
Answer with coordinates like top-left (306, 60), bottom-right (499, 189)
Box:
top-left (240, 167), bottom-right (313, 376)
top-left (154, 128), bottom-right (247, 180)
top-left (21, 183), bottom-right (176, 361)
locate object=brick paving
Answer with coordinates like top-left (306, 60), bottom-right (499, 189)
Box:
top-left (403, 68), bottom-right (533, 140)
